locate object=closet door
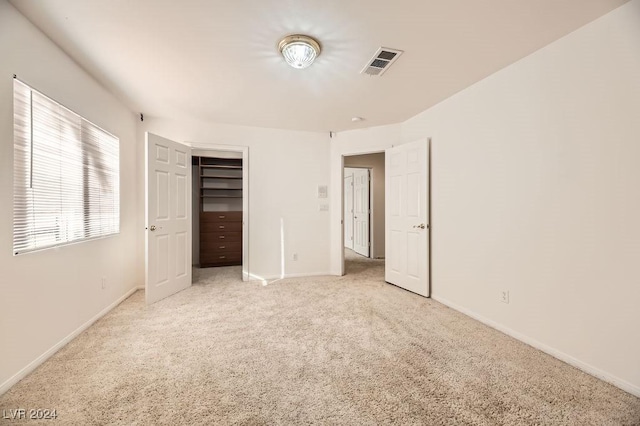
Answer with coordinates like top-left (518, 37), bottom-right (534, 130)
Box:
top-left (145, 132), bottom-right (192, 304)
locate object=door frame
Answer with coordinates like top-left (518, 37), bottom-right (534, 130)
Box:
top-left (190, 144), bottom-right (250, 281)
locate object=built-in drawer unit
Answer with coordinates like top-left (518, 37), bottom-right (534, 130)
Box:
top-left (199, 211), bottom-right (242, 267)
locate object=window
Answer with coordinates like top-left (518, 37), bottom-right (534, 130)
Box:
top-left (13, 79), bottom-right (119, 255)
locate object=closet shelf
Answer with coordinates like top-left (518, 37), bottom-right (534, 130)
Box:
top-left (200, 165), bottom-right (242, 169)
top-left (200, 175), bottom-right (242, 179)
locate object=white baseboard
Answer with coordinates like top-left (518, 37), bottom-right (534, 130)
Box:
top-left (0, 287), bottom-right (139, 396)
top-left (283, 272), bottom-right (333, 279)
top-left (431, 294), bottom-right (640, 398)
top-left (246, 271), bottom-right (333, 282)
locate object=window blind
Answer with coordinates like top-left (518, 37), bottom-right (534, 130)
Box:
top-left (13, 79), bottom-right (120, 255)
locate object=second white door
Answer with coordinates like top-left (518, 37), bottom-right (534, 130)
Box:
top-left (344, 174), bottom-right (354, 250)
top-left (353, 168), bottom-right (370, 257)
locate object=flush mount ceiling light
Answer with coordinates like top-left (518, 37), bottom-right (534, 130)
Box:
top-left (278, 34), bottom-right (321, 69)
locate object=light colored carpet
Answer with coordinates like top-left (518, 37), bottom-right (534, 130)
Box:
top-left (1, 254), bottom-right (638, 425)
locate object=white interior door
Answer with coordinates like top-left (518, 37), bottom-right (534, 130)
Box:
top-left (385, 139), bottom-right (429, 297)
top-left (344, 173), bottom-right (354, 249)
top-left (353, 168), bottom-right (370, 257)
top-left (145, 132), bottom-right (192, 304)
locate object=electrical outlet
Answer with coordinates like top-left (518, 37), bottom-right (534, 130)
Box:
top-left (292, 253), bottom-right (298, 261)
top-left (101, 277), bottom-right (107, 290)
top-left (500, 290), bottom-right (509, 304)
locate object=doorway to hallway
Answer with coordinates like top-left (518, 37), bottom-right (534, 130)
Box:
top-left (343, 152), bottom-right (385, 275)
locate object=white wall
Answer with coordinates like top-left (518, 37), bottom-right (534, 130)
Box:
top-left (0, 1), bottom-right (140, 393)
top-left (329, 124), bottom-right (401, 274)
top-left (344, 153), bottom-right (386, 258)
top-left (402, 1), bottom-right (640, 395)
top-left (139, 117), bottom-right (331, 279)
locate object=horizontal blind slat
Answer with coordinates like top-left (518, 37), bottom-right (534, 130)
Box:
top-left (13, 79), bottom-right (120, 255)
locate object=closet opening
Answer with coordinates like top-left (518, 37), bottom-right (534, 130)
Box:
top-left (192, 150), bottom-right (246, 280)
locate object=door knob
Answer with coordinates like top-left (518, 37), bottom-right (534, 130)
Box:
top-left (149, 225), bottom-right (156, 231)
top-left (413, 223), bottom-right (426, 229)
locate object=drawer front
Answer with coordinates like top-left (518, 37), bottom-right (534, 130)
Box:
top-left (201, 211), bottom-right (242, 223)
top-left (201, 231), bottom-right (241, 243)
top-left (200, 241), bottom-right (242, 253)
top-left (201, 221), bottom-right (242, 233)
top-left (200, 251), bottom-right (241, 264)
top-left (201, 260), bottom-right (242, 267)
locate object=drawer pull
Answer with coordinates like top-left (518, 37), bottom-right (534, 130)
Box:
top-left (219, 256), bottom-right (226, 259)
top-left (218, 215), bottom-right (225, 219)
top-left (219, 246), bottom-right (226, 249)
top-left (219, 236), bottom-right (225, 239)
top-left (219, 225), bottom-right (225, 229)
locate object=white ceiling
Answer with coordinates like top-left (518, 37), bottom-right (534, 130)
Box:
top-left (10, 0), bottom-right (628, 132)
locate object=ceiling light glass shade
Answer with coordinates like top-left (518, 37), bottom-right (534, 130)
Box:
top-left (278, 35), bottom-right (321, 69)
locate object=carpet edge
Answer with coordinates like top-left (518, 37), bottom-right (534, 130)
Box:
top-left (431, 294), bottom-right (640, 398)
top-left (0, 286), bottom-right (139, 396)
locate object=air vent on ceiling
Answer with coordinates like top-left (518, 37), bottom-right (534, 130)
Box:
top-left (361, 47), bottom-right (403, 76)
